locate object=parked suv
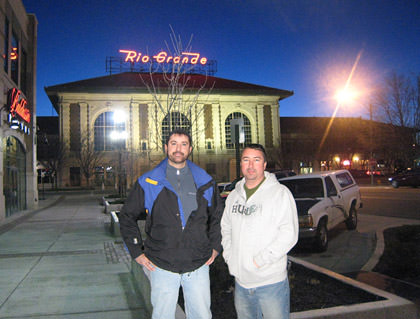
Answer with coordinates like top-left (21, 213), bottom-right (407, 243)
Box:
top-left (279, 170), bottom-right (362, 252)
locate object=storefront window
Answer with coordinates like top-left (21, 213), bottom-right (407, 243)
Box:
top-left (3, 136), bottom-right (26, 217)
top-left (225, 112), bottom-right (251, 149)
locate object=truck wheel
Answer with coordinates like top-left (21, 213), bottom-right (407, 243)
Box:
top-left (345, 206), bottom-right (357, 230)
top-left (314, 219), bottom-right (328, 252)
top-left (391, 180), bottom-right (399, 188)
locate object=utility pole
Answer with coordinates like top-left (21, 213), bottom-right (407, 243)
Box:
top-left (370, 104), bottom-right (374, 186)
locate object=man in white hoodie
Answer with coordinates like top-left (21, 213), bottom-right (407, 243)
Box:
top-left (221, 144), bottom-right (299, 319)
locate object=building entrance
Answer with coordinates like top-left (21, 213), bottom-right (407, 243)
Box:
top-left (3, 136), bottom-right (26, 217)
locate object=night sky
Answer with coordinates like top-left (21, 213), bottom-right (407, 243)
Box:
top-left (22, 0), bottom-right (420, 119)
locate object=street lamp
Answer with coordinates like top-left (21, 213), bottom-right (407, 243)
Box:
top-left (111, 110), bottom-right (127, 198)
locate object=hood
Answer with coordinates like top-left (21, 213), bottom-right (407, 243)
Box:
top-left (295, 199), bottom-right (321, 216)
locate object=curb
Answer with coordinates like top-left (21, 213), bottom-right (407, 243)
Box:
top-left (0, 195), bottom-right (64, 234)
top-left (289, 256), bottom-right (418, 319)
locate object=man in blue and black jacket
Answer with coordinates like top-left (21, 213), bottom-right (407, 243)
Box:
top-left (119, 129), bottom-right (222, 319)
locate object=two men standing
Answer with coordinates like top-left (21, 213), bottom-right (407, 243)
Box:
top-left (119, 130), bottom-right (298, 319)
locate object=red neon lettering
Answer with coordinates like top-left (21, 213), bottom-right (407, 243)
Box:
top-left (15, 99), bottom-right (30, 123)
top-left (153, 51), bottom-right (167, 63)
top-left (8, 88), bottom-right (31, 123)
top-left (119, 49), bottom-right (208, 65)
top-left (9, 88), bottom-right (21, 114)
top-left (119, 50), bottom-right (137, 62)
top-left (182, 52), bottom-right (199, 64)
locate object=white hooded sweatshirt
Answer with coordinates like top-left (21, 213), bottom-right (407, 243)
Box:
top-left (221, 172), bottom-right (299, 289)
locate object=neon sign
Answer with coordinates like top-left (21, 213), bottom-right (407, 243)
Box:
top-left (8, 88), bottom-right (31, 123)
top-left (119, 50), bottom-right (208, 65)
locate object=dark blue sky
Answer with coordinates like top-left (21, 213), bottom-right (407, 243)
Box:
top-left (22, 0), bottom-right (420, 118)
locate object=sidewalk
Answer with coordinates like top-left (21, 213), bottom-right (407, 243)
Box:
top-left (0, 192), bottom-right (149, 319)
top-left (0, 191), bottom-right (418, 318)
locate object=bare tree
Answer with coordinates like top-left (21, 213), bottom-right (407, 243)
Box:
top-left (139, 26), bottom-right (214, 153)
top-left (37, 134), bottom-right (68, 190)
top-left (375, 72), bottom-right (416, 127)
top-left (76, 136), bottom-right (103, 188)
top-left (373, 72), bottom-right (420, 168)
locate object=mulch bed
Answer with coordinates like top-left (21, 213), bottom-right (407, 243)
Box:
top-left (208, 257), bottom-right (384, 319)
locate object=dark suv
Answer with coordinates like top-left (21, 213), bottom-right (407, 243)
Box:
top-left (388, 169), bottom-right (420, 188)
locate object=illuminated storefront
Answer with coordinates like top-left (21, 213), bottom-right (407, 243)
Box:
top-left (0, 1), bottom-right (37, 222)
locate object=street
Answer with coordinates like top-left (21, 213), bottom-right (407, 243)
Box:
top-left (290, 185), bottom-right (420, 275)
top-left (360, 186), bottom-right (420, 220)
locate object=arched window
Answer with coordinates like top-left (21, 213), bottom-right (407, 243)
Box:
top-left (94, 112), bottom-right (126, 151)
top-left (161, 112), bottom-right (191, 147)
top-left (225, 112), bottom-right (252, 149)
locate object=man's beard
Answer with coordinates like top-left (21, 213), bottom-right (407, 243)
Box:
top-left (167, 151), bottom-right (189, 164)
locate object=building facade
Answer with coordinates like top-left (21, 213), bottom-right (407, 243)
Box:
top-left (0, 0), bottom-right (37, 222)
top-left (45, 72), bottom-right (292, 187)
top-left (280, 117), bottom-right (419, 174)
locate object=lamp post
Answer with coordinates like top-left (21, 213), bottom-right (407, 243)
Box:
top-left (369, 103), bottom-right (374, 186)
top-left (111, 110), bottom-right (127, 198)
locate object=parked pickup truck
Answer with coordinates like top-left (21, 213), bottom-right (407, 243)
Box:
top-left (279, 170), bottom-right (362, 252)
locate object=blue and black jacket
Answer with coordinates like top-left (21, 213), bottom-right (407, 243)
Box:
top-left (119, 158), bottom-right (222, 273)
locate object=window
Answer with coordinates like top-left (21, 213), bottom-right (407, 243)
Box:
top-left (11, 32), bottom-right (19, 84)
top-left (161, 112), bottom-right (191, 147)
top-left (325, 176), bottom-right (338, 197)
top-left (94, 112), bottom-right (126, 151)
top-left (336, 172), bottom-right (354, 188)
top-left (225, 112), bottom-right (251, 149)
top-left (20, 49), bottom-right (27, 94)
top-left (3, 18), bottom-right (9, 73)
top-left (205, 139), bottom-right (213, 150)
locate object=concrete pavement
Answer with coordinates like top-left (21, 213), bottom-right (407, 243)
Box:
top-left (0, 189), bottom-right (419, 318)
top-left (0, 191), bottom-right (149, 319)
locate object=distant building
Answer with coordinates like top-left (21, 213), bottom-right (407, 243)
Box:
top-left (36, 116), bottom-right (59, 185)
top-left (0, 0), bottom-right (37, 222)
top-left (45, 72), bottom-right (292, 187)
top-left (280, 117), bottom-right (419, 174)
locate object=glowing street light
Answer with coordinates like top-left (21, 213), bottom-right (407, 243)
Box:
top-left (334, 87), bottom-right (359, 106)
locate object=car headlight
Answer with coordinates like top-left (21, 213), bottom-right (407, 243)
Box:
top-left (388, 177), bottom-right (393, 182)
top-left (299, 214), bottom-right (313, 228)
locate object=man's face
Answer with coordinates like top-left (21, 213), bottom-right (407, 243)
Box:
top-left (165, 134), bottom-right (192, 167)
top-left (240, 148), bottom-right (266, 184)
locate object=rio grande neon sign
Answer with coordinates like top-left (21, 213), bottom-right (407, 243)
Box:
top-left (119, 49), bottom-right (208, 65)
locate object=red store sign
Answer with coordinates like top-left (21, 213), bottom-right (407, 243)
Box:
top-left (8, 88), bottom-right (31, 123)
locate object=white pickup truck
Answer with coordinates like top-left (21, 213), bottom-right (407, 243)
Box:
top-left (279, 170), bottom-right (363, 252)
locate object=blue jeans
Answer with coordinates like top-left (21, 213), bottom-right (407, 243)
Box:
top-left (149, 264), bottom-right (211, 319)
top-left (234, 278), bottom-right (290, 319)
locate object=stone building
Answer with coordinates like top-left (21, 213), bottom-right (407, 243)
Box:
top-left (45, 72), bottom-right (293, 188)
top-left (0, 0), bottom-right (37, 222)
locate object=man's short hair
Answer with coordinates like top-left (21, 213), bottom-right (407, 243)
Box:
top-left (241, 144), bottom-right (267, 162)
top-left (166, 129), bottom-right (192, 146)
